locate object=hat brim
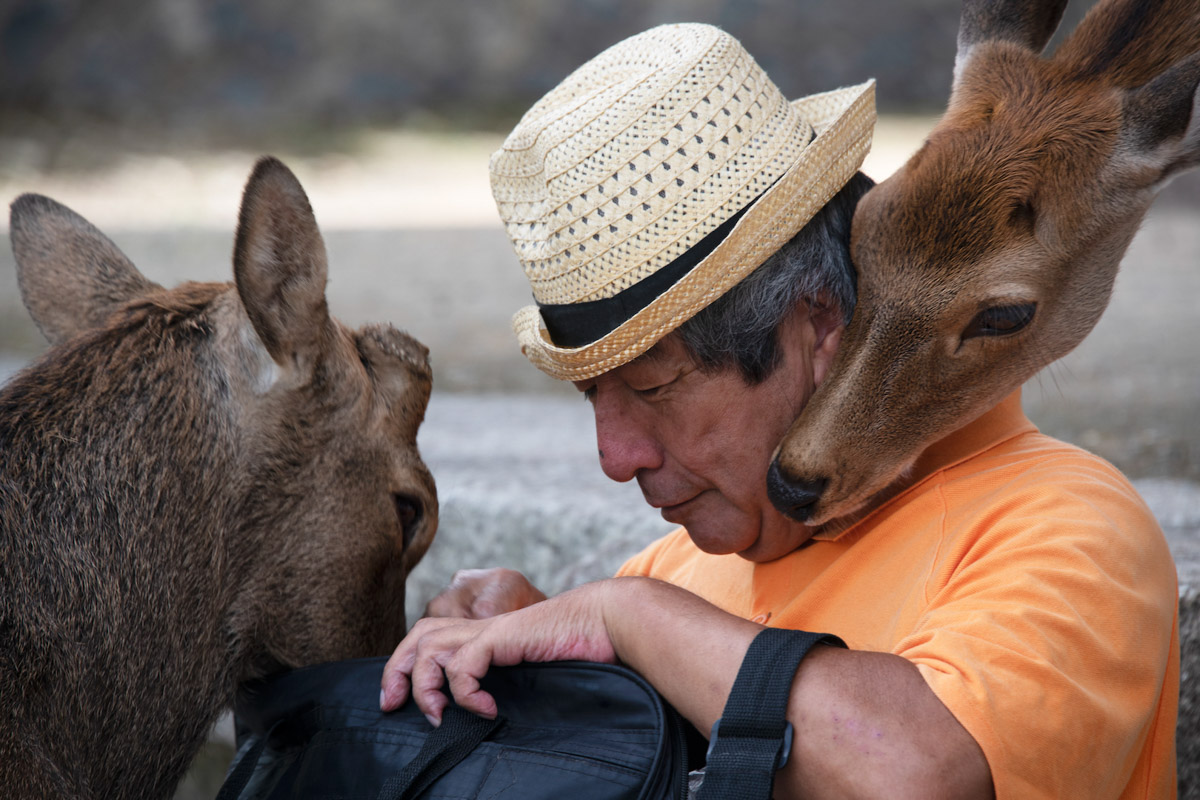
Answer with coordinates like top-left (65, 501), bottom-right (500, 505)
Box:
top-left (513, 79), bottom-right (876, 382)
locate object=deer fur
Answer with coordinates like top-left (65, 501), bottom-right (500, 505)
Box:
top-left (769, 0), bottom-right (1200, 528)
top-left (0, 157), bottom-right (438, 798)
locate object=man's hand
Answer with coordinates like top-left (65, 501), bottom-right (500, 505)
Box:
top-left (424, 568), bottom-right (547, 619)
top-left (381, 581), bottom-right (617, 723)
top-left (381, 576), bottom-right (992, 799)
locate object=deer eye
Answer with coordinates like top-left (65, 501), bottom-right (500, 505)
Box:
top-left (963, 303), bottom-right (1036, 339)
top-left (394, 494), bottom-right (423, 549)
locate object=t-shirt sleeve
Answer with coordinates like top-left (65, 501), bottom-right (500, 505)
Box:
top-left (896, 456), bottom-right (1178, 799)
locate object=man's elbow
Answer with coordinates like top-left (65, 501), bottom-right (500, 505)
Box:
top-left (775, 720), bottom-right (994, 800)
top-left (868, 738), bottom-right (994, 800)
top-left (897, 751), bottom-right (994, 800)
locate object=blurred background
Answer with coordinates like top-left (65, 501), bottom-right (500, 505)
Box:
top-left (0, 0), bottom-right (977, 379)
top-left (0, 1), bottom-right (1197, 796)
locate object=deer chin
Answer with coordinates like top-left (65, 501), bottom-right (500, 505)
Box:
top-left (803, 456), bottom-right (920, 535)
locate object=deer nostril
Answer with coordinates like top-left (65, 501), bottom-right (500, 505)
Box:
top-left (766, 461), bottom-right (828, 523)
top-left (393, 494), bottom-right (423, 549)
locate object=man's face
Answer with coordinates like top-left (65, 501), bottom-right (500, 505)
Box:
top-left (574, 303), bottom-right (841, 562)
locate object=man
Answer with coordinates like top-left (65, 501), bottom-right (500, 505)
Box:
top-left (380, 24), bottom-right (1179, 799)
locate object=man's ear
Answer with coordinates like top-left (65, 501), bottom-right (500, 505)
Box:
top-left (807, 298), bottom-right (844, 388)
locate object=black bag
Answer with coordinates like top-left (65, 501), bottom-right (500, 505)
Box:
top-left (217, 657), bottom-right (699, 800)
top-left (218, 629), bottom-right (843, 800)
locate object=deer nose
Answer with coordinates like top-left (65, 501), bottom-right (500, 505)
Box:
top-left (766, 460), bottom-right (828, 522)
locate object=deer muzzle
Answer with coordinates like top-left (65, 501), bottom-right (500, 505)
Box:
top-left (766, 460), bottom-right (828, 522)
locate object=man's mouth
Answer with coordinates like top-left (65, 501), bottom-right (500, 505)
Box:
top-left (638, 475), bottom-right (704, 519)
top-left (654, 493), bottom-right (702, 521)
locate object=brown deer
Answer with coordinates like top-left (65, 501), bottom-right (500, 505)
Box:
top-left (768, 0), bottom-right (1200, 527)
top-left (0, 157), bottom-right (437, 798)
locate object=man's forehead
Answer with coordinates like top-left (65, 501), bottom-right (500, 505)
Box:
top-left (626, 334), bottom-right (689, 370)
top-left (575, 333), bottom-right (689, 388)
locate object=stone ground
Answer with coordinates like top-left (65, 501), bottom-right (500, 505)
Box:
top-left (1, 120), bottom-right (1197, 797)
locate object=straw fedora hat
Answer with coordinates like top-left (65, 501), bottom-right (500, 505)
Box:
top-left (490, 23), bottom-right (875, 381)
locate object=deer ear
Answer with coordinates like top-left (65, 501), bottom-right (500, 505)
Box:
top-left (9, 194), bottom-right (159, 346)
top-left (954, 0), bottom-right (1069, 87)
top-left (1122, 53), bottom-right (1200, 181)
top-left (233, 156), bottom-right (331, 371)
top-left (356, 324), bottom-right (433, 443)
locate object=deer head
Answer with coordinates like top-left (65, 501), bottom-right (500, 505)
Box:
top-left (8, 157), bottom-right (439, 668)
top-left (768, 0), bottom-right (1200, 528)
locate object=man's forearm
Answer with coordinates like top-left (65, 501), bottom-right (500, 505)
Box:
top-left (601, 577), bottom-right (994, 800)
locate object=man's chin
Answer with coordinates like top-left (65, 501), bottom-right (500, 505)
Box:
top-left (658, 491), bottom-right (708, 526)
top-left (668, 495), bottom-right (817, 561)
top-left (685, 529), bottom-right (808, 562)
top-left (672, 512), bottom-right (755, 556)
top-left (689, 532), bottom-right (752, 556)
top-left (736, 525), bottom-right (817, 563)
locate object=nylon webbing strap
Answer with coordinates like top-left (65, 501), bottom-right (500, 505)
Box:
top-left (377, 705), bottom-right (504, 800)
top-left (214, 731), bottom-right (269, 800)
top-left (698, 628), bottom-right (846, 799)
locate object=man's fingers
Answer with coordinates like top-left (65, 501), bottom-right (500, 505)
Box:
top-left (381, 617), bottom-right (459, 710)
top-left (379, 670), bottom-right (409, 712)
top-left (446, 670), bottom-right (498, 719)
top-left (424, 568), bottom-right (546, 620)
top-left (410, 648), bottom-right (451, 725)
top-left (425, 592), bottom-right (469, 619)
top-left (381, 642), bottom-right (417, 711)
top-left (382, 588), bottom-right (613, 721)
top-left (406, 622), bottom-right (485, 724)
top-left (445, 643), bottom-right (500, 719)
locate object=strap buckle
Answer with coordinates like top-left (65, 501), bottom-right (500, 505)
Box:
top-left (706, 718), bottom-right (795, 771)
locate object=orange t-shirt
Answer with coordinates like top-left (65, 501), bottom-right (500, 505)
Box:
top-left (617, 392), bottom-right (1179, 799)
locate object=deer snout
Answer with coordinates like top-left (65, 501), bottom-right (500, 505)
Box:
top-left (766, 460), bottom-right (828, 522)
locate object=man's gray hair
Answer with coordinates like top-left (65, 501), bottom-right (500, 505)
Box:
top-left (676, 171), bottom-right (875, 384)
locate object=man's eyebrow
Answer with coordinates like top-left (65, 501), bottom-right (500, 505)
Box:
top-left (630, 339), bottom-right (675, 367)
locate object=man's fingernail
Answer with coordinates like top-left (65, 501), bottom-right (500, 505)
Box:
top-left (380, 689), bottom-right (388, 709)
top-left (425, 713), bottom-right (439, 727)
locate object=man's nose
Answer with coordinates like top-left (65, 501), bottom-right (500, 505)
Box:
top-left (592, 392), bottom-right (663, 483)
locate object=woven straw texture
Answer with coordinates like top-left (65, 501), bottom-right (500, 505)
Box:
top-left (491, 23), bottom-right (875, 381)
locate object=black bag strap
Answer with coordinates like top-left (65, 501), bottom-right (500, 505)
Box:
top-left (377, 705), bottom-right (505, 800)
top-left (698, 627), bottom-right (846, 800)
top-left (215, 736), bottom-right (267, 800)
